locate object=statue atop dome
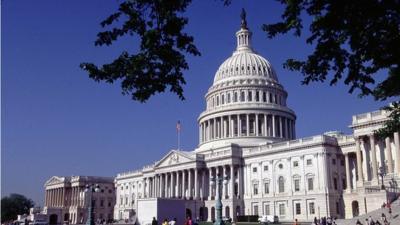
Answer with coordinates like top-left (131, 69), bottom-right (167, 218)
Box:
top-left (240, 8), bottom-right (247, 29)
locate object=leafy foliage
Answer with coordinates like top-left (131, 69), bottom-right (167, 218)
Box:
top-left (80, 0), bottom-right (200, 102)
top-left (1, 193), bottom-right (34, 223)
top-left (263, 0), bottom-right (400, 136)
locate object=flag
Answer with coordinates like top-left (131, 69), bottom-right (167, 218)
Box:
top-left (176, 120), bottom-right (181, 132)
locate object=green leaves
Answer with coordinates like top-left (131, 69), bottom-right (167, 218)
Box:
top-left (80, 0), bottom-right (200, 102)
top-left (1, 194), bottom-right (34, 222)
top-left (263, 0), bottom-right (400, 100)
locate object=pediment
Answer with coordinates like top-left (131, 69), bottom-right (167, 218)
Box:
top-left (155, 150), bottom-right (195, 168)
top-left (45, 176), bottom-right (66, 186)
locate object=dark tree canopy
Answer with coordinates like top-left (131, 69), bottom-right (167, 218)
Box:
top-left (262, 0), bottom-right (400, 137)
top-left (1, 193), bottom-right (34, 223)
top-left (80, 0), bottom-right (200, 102)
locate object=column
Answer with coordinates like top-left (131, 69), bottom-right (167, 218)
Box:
top-left (222, 166), bottom-right (227, 199)
top-left (142, 178), bottom-right (146, 198)
top-left (272, 115), bottom-right (276, 137)
top-left (230, 165), bottom-right (235, 199)
top-left (208, 167), bottom-right (213, 200)
top-left (201, 170), bottom-right (206, 200)
top-left (194, 168), bottom-right (199, 199)
top-left (395, 132), bottom-right (400, 174)
top-left (280, 116), bottom-right (284, 138)
top-left (171, 173), bottom-right (175, 198)
top-left (213, 118), bottom-right (216, 139)
top-left (255, 114), bottom-right (259, 136)
top-left (355, 138), bottom-right (364, 186)
top-left (182, 170), bottom-right (186, 199)
top-left (370, 135), bottom-right (378, 182)
top-left (345, 153), bottom-right (351, 192)
top-left (385, 137), bottom-right (394, 173)
top-left (246, 114), bottom-right (250, 136)
top-left (199, 124), bottom-right (202, 143)
top-left (188, 169), bottom-right (192, 199)
top-left (175, 172), bottom-right (179, 197)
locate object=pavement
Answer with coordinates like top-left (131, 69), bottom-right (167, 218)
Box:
top-left (335, 199), bottom-right (400, 225)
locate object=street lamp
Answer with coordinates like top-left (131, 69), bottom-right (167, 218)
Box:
top-left (210, 173), bottom-right (228, 225)
top-left (378, 166), bottom-right (385, 190)
top-left (85, 184), bottom-right (100, 225)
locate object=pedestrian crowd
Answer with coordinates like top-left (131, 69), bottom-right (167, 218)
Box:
top-left (152, 216), bottom-right (198, 225)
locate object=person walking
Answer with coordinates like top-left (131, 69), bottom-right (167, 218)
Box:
top-left (293, 219), bottom-right (299, 225)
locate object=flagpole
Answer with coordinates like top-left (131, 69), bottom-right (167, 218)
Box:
top-left (178, 129), bottom-right (180, 150)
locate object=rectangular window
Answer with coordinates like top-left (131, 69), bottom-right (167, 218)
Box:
top-left (264, 165), bottom-right (269, 171)
top-left (342, 178), bottom-right (346, 190)
top-left (336, 202), bottom-right (340, 214)
top-left (263, 92), bottom-right (267, 102)
top-left (264, 204), bottom-right (270, 215)
top-left (295, 203), bottom-right (301, 215)
top-left (240, 91), bottom-right (245, 102)
top-left (341, 159), bottom-right (345, 166)
top-left (256, 91), bottom-right (260, 101)
top-left (293, 161), bottom-right (299, 167)
top-left (264, 182), bottom-right (269, 194)
top-left (309, 202), bottom-right (315, 214)
top-left (100, 199), bottom-right (104, 207)
top-left (227, 93), bottom-right (231, 103)
top-left (253, 183), bottom-right (258, 195)
top-left (306, 159), bottom-right (312, 165)
top-left (294, 179), bottom-right (300, 192)
top-left (334, 178), bottom-right (338, 190)
top-left (279, 204), bottom-right (285, 216)
top-left (248, 91), bottom-right (252, 101)
top-left (308, 178), bottom-right (314, 191)
top-left (332, 158), bottom-right (336, 165)
top-left (253, 167), bottom-right (257, 173)
top-left (253, 205), bottom-right (259, 215)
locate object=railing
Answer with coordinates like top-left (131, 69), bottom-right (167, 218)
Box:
top-left (352, 110), bottom-right (388, 125)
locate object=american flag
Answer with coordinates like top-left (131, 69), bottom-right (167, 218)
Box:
top-left (176, 120), bottom-right (181, 132)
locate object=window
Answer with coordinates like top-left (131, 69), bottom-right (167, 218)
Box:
top-left (278, 164), bottom-right (283, 169)
top-left (253, 205), bottom-right (259, 215)
top-left (264, 182), bottom-right (269, 194)
top-left (308, 178), bottom-right (314, 191)
top-left (120, 197), bottom-right (123, 205)
top-left (264, 204), bottom-right (270, 215)
top-left (334, 178), bottom-right (338, 190)
top-left (295, 203), bottom-right (301, 215)
top-left (269, 93), bottom-right (273, 103)
top-left (108, 201), bottom-right (111, 207)
top-left (248, 91), bottom-right (252, 101)
top-left (306, 159), bottom-right (312, 165)
top-left (263, 92), bottom-right (266, 102)
top-left (342, 178), bottom-right (346, 190)
top-left (332, 158), bottom-right (336, 165)
top-left (240, 91), bottom-right (245, 102)
top-left (274, 94), bottom-right (278, 104)
top-left (253, 167), bottom-right (257, 173)
top-left (336, 202), bottom-right (340, 214)
top-left (234, 92), bottom-right (238, 102)
top-left (100, 199), bottom-right (104, 207)
top-left (221, 95), bottom-right (225, 104)
top-left (293, 161), bottom-right (299, 167)
top-left (253, 183), bottom-right (259, 195)
top-left (309, 202), bottom-right (315, 214)
top-left (340, 159), bottom-right (345, 166)
top-left (227, 93), bottom-right (231, 103)
top-left (216, 96), bottom-right (219, 106)
top-left (279, 204), bottom-right (285, 216)
top-left (125, 197), bottom-right (128, 205)
top-left (294, 179), bottom-right (300, 192)
top-left (278, 176), bottom-right (285, 193)
top-left (264, 165), bottom-right (269, 171)
top-left (256, 91), bottom-right (260, 101)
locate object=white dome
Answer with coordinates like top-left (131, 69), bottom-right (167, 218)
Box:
top-left (213, 51), bottom-right (279, 85)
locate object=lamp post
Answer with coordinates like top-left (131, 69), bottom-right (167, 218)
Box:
top-left (85, 184), bottom-right (100, 225)
top-left (378, 166), bottom-right (385, 190)
top-left (211, 173), bottom-right (227, 225)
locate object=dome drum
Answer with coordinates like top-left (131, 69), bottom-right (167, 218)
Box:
top-left (197, 15), bottom-right (297, 150)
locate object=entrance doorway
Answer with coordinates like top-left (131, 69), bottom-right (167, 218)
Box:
top-left (352, 201), bottom-right (359, 217)
top-left (49, 214), bottom-right (58, 225)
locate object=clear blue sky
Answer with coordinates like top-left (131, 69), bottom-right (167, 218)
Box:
top-left (2, 0), bottom-right (391, 206)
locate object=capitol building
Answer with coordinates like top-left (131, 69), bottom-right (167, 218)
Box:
top-left (44, 14), bottom-right (400, 224)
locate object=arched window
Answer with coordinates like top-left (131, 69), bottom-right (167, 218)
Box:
top-left (216, 96), bottom-right (219, 106)
top-left (221, 94), bottom-right (225, 104)
top-left (227, 93), bottom-right (231, 103)
top-left (255, 91), bottom-right (260, 102)
top-left (278, 176), bottom-right (285, 193)
top-left (263, 92), bottom-right (267, 102)
top-left (248, 91), bottom-right (252, 101)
